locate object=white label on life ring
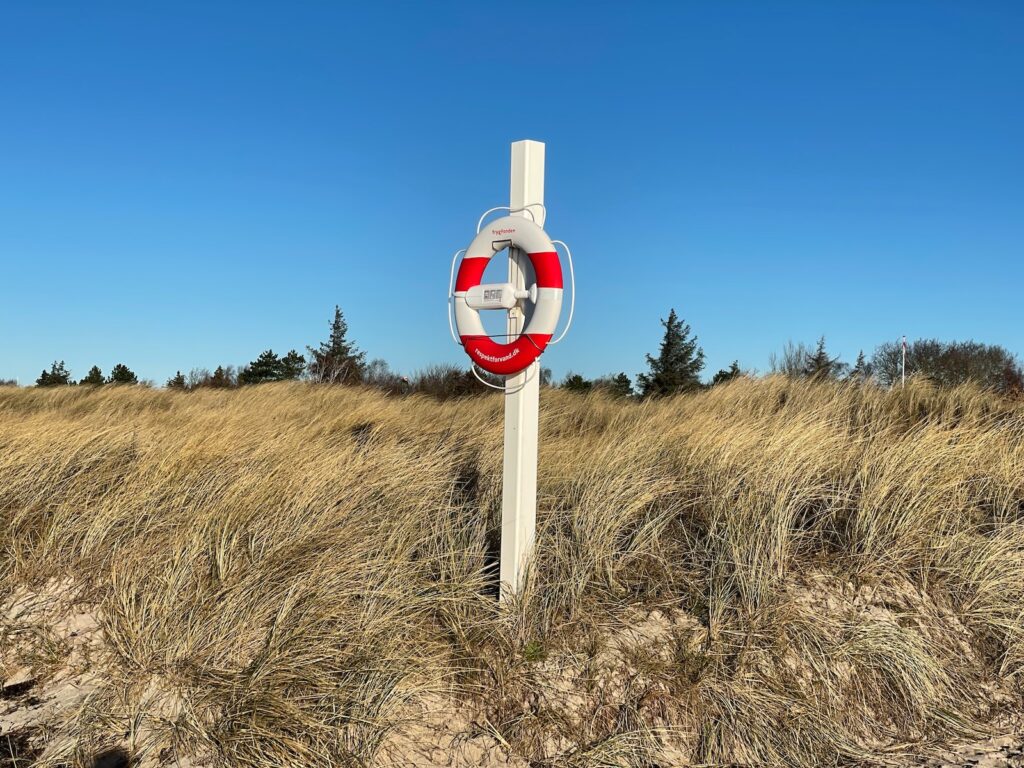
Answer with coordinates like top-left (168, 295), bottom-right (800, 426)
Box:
top-left (466, 283), bottom-right (519, 310)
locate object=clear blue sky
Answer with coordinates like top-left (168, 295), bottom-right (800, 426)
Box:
top-left (2, 2), bottom-right (1022, 385)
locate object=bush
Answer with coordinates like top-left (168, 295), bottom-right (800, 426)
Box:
top-left (166, 371), bottom-right (187, 390)
top-left (560, 372), bottom-right (592, 393)
top-left (409, 364), bottom-right (496, 399)
top-left (36, 360), bottom-right (71, 387)
top-left (107, 363), bottom-right (138, 385)
top-left (79, 366), bottom-right (105, 386)
top-left (188, 366), bottom-right (238, 389)
top-left (593, 372), bottom-right (634, 397)
top-left (874, 338), bottom-right (1024, 393)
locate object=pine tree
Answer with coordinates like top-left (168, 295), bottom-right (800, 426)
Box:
top-left (107, 363), bottom-right (138, 384)
top-left (594, 372), bottom-right (634, 398)
top-left (637, 309), bottom-right (705, 397)
top-left (79, 366), bottom-right (105, 386)
top-left (712, 360), bottom-right (742, 386)
top-left (280, 350), bottom-right (306, 380)
top-left (307, 306), bottom-right (365, 384)
top-left (611, 372), bottom-right (633, 397)
top-left (561, 372), bottom-right (593, 393)
top-left (207, 366), bottom-right (236, 388)
top-left (802, 337), bottom-right (845, 381)
top-left (36, 360), bottom-right (71, 387)
top-left (848, 350), bottom-right (872, 382)
top-left (239, 350), bottom-right (283, 385)
top-left (166, 371), bottom-right (187, 390)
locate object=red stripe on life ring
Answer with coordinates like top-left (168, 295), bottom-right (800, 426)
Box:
top-left (455, 257), bottom-right (489, 292)
top-left (461, 333), bottom-right (553, 376)
top-left (528, 251), bottom-right (562, 289)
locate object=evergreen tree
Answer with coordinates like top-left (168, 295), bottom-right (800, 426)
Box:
top-left (36, 360), bottom-right (71, 387)
top-left (637, 309), bottom-right (705, 397)
top-left (239, 350), bottom-right (284, 385)
top-left (107, 363), bottom-right (138, 384)
top-left (79, 365), bottom-right (105, 386)
top-left (712, 360), bottom-right (742, 386)
top-left (594, 372), bottom-right (634, 398)
top-left (166, 371), bottom-right (187, 390)
top-left (611, 372), bottom-right (633, 398)
top-left (238, 349), bottom-right (305, 385)
top-left (307, 306), bottom-right (365, 384)
top-left (802, 337), bottom-right (845, 381)
top-left (848, 350), bottom-right (872, 382)
top-left (561, 372), bottom-right (593, 393)
top-left (280, 350), bottom-right (306, 380)
top-left (207, 366), bottom-right (236, 388)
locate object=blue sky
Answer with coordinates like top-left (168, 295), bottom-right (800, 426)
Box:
top-left (2, 1), bottom-right (1021, 385)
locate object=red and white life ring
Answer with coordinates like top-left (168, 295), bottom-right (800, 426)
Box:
top-left (454, 216), bottom-right (563, 376)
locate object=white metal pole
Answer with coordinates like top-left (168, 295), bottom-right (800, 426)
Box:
top-left (902, 335), bottom-right (906, 388)
top-left (500, 140), bottom-right (544, 602)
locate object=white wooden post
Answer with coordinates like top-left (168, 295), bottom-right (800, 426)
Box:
top-left (500, 140), bottom-right (544, 602)
top-left (902, 335), bottom-right (907, 388)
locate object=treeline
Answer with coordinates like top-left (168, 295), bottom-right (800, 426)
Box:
top-left (25, 307), bottom-right (498, 399)
top-left (17, 305), bottom-right (1024, 399)
top-left (560, 309), bottom-right (1023, 398)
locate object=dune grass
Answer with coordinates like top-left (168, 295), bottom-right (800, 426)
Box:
top-left (1, 377), bottom-right (1022, 766)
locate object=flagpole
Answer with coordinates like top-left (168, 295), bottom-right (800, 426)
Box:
top-left (901, 335), bottom-right (906, 389)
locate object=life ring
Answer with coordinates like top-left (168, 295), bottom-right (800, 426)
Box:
top-left (453, 215), bottom-right (563, 376)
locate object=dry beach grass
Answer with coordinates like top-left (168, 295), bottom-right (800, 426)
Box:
top-left (1, 378), bottom-right (1022, 766)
